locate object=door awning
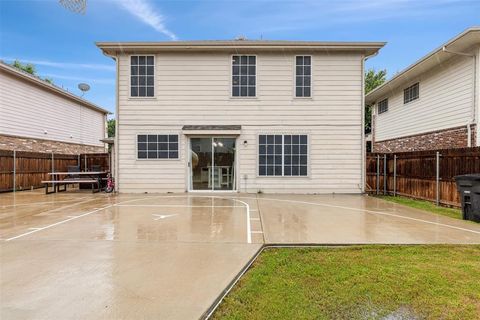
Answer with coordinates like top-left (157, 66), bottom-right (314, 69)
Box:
top-left (182, 125), bottom-right (242, 135)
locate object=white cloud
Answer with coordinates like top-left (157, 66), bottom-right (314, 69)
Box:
top-left (1, 57), bottom-right (115, 71)
top-left (118, 0), bottom-right (177, 40)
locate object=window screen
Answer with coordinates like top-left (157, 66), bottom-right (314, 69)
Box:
top-left (232, 55), bottom-right (256, 97)
top-left (258, 134), bottom-right (308, 176)
top-left (378, 98), bottom-right (388, 114)
top-left (137, 134), bottom-right (178, 159)
top-left (404, 82), bottom-right (419, 104)
top-left (295, 56), bottom-right (311, 97)
top-left (131, 55), bottom-right (154, 97)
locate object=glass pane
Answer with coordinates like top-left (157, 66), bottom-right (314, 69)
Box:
top-left (146, 87), bottom-right (154, 97)
top-left (213, 138), bottom-right (236, 190)
top-left (296, 56), bottom-right (303, 65)
top-left (304, 56), bottom-right (311, 65)
top-left (139, 56), bottom-right (146, 65)
top-left (146, 56), bottom-right (154, 65)
top-left (131, 56), bottom-right (138, 65)
top-left (190, 138), bottom-right (212, 191)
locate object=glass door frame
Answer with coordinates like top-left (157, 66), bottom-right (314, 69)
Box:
top-left (187, 136), bottom-right (238, 192)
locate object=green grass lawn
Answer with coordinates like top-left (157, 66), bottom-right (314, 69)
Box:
top-left (377, 195), bottom-right (463, 220)
top-left (213, 246), bottom-right (480, 320)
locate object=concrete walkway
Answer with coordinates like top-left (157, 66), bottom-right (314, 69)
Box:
top-left (1, 191), bottom-right (479, 319)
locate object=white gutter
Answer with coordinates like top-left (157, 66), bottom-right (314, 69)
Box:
top-left (361, 50), bottom-right (379, 192)
top-left (442, 46), bottom-right (477, 147)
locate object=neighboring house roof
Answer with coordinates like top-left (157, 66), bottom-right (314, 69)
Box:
top-left (0, 61), bottom-right (111, 115)
top-left (96, 40), bottom-right (385, 56)
top-left (366, 27), bottom-right (480, 105)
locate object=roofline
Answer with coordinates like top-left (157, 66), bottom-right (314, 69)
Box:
top-left (0, 61), bottom-right (111, 115)
top-left (366, 26), bottom-right (480, 104)
top-left (96, 40), bottom-right (386, 56)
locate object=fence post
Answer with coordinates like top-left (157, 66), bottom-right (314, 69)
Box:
top-left (78, 154), bottom-right (80, 168)
top-left (376, 155), bottom-right (380, 195)
top-left (13, 150), bottom-right (16, 193)
top-left (436, 151), bottom-right (440, 206)
top-left (85, 154), bottom-right (88, 171)
top-left (393, 154), bottom-right (397, 197)
top-left (383, 154), bottom-right (387, 195)
top-left (51, 152), bottom-right (55, 173)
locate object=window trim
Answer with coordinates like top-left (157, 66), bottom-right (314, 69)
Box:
top-left (377, 98), bottom-right (389, 114)
top-left (135, 133), bottom-right (180, 161)
top-left (129, 54), bottom-right (156, 99)
top-left (230, 54), bottom-right (258, 99)
top-left (293, 55), bottom-right (313, 99)
top-left (256, 133), bottom-right (310, 178)
top-left (403, 82), bottom-right (419, 104)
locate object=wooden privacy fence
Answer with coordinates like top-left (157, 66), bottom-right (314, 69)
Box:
top-left (366, 147), bottom-right (480, 207)
top-left (0, 150), bottom-right (109, 192)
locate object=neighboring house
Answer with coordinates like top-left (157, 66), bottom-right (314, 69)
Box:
top-left (0, 61), bottom-right (110, 154)
top-left (97, 40), bottom-right (384, 193)
top-left (366, 27), bottom-right (480, 153)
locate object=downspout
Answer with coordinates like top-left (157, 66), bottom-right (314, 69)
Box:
top-left (361, 50), bottom-right (379, 193)
top-left (442, 46), bottom-right (477, 147)
top-left (103, 51), bottom-right (120, 191)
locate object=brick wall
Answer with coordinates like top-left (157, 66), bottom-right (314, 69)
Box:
top-left (373, 125), bottom-right (476, 153)
top-left (0, 134), bottom-right (105, 154)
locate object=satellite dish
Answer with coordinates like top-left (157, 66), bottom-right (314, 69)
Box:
top-left (78, 83), bottom-right (90, 97)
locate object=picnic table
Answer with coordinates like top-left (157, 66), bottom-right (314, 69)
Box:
top-left (41, 171), bottom-right (107, 194)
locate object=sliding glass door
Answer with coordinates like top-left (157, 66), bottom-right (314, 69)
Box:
top-left (189, 137), bottom-right (236, 191)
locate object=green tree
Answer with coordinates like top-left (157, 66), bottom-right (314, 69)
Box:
top-left (365, 69), bottom-right (387, 133)
top-left (107, 119), bottom-right (116, 137)
top-left (11, 60), bottom-right (54, 84)
top-left (12, 60), bottom-right (36, 75)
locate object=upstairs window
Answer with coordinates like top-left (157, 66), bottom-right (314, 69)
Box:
top-left (131, 55), bottom-right (154, 97)
top-left (232, 55), bottom-right (256, 97)
top-left (258, 134), bottom-right (308, 177)
top-left (378, 98), bottom-right (388, 114)
top-left (404, 82), bottom-right (419, 104)
top-left (137, 134), bottom-right (178, 159)
top-left (295, 56), bottom-right (311, 97)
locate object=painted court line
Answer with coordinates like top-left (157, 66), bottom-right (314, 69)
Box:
top-left (115, 205), bottom-right (241, 208)
top-left (122, 195), bottom-right (252, 244)
top-left (250, 231), bottom-right (263, 234)
top-left (242, 196), bottom-right (480, 236)
top-left (5, 204), bottom-right (113, 241)
top-left (0, 196), bottom-right (90, 209)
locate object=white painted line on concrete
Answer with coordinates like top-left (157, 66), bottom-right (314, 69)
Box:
top-left (0, 196), bottom-right (90, 209)
top-left (5, 204), bottom-right (113, 241)
top-left (236, 196), bottom-right (480, 236)
top-left (250, 231), bottom-right (263, 234)
top-left (28, 228), bottom-right (42, 230)
top-left (125, 195), bottom-right (252, 244)
top-left (250, 217), bottom-right (260, 220)
top-left (115, 205), bottom-right (239, 208)
top-left (152, 214), bottom-right (177, 220)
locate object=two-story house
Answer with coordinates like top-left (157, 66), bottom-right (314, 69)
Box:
top-left (366, 27), bottom-right (480, 153)
top-left (0, 61), bottom-right (109, 154)
top-left (97, 40), bottom-right (384, 193)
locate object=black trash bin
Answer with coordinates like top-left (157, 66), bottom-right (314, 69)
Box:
top-left (454, 174), bottom-right (480, 222)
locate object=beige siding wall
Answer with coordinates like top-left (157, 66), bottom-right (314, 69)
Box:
top-left (0, 71), bottom-right (106, 147)
top-left (375, 54), bottom-right (474, 142)
top-left (117, 52), bottom-right (364, 193)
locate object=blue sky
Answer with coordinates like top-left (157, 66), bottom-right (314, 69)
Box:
top-left (1, 0), bottom-right (479, 114)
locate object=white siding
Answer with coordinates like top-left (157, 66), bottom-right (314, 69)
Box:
top-left (117, 52), bottom-right (364, 193)
top-left (375, 55), bottom-right (474, 141)
top-left (0, 71), bottom-right (105, 146)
